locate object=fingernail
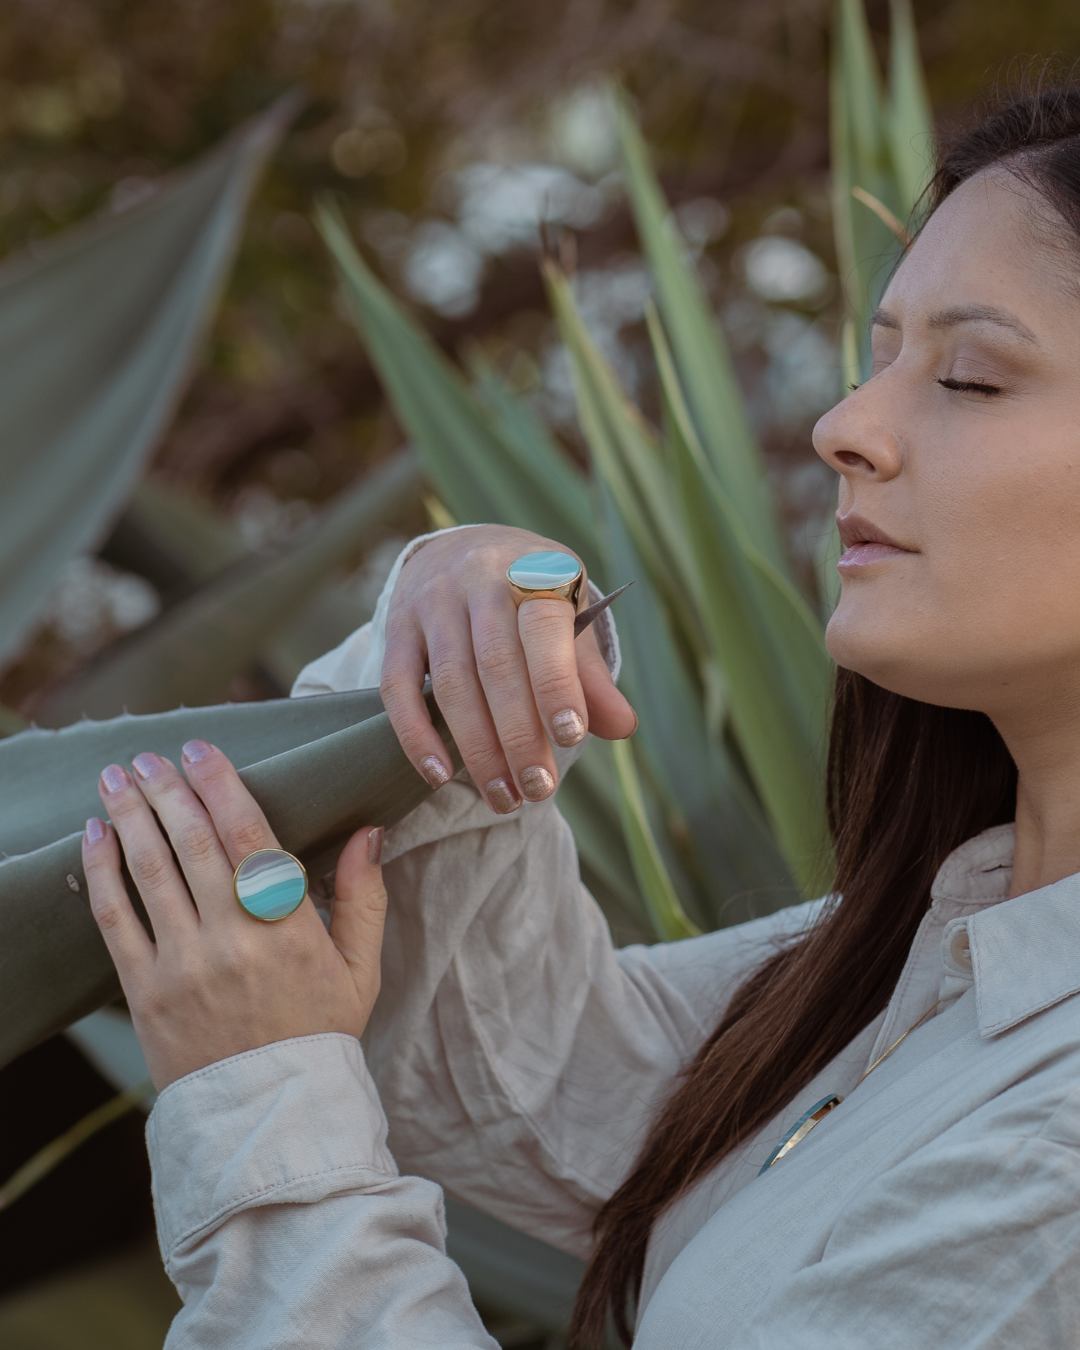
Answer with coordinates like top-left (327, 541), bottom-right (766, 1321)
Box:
top-left (520, 765), bottom-right (556, 801)
top-left (485, 777), bottom-right (521, 814)
top-left (132, 751), bottom-right (165, 780)
top-left (552, 708), bottom-right (586, 746)
top-left (84, 816), bottom-right (105, 845)
top-left (367, 826), bottom-right (384, 865)
top-left (101, 764), bottom-right (130, 794)
top-left (419, 754), bottom-right (451, 788)
top-left (631, 709), bottom-right (639, 735)
top-left (182, 739), bottom-right (214, 764)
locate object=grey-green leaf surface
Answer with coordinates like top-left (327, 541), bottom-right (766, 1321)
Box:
top-left (0, 89), bottom-right (303, 672)
top-left (32, 447), bottom-right (424, 724)
top-left (0, 684), bottom-right (451, 1069)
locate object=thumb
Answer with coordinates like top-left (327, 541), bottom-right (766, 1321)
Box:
top-left (328, 825), bottom-right (387, 986)
top-left (577, 627), bottom-right (637, 742)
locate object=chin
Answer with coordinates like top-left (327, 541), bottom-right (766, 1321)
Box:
top-left (824, 617), bottom-right (917, 694)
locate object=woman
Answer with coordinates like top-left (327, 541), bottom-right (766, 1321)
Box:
top-left (83, 79), bottom-right (1080, 1347)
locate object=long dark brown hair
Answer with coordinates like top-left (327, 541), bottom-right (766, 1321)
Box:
top-left (566, 61), bottom-right (1080, 1348)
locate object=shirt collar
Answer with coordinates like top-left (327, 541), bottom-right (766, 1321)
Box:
top-left (930, 820), bottom-right (1080, 1038)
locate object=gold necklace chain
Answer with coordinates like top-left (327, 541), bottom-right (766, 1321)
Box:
top-left (858, 997), bottom-right (944, 1081)
top-left (758, 997), bottom-right (945, 1175)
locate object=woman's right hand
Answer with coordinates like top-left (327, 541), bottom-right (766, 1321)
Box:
top-left (379, 524), bottom-right (637, 816)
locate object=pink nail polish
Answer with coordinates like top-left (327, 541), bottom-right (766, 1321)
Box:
top-left (419, 754), bottom-right (451, 788)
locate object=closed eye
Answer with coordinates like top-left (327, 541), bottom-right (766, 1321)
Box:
top-left (936, 376), bottom-right (1001, 397)
top-left (847, 377), bottom-right (1001, 397)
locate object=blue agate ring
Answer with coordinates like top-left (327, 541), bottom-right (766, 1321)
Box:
top-left (232, 847), bottom-right (309, 922)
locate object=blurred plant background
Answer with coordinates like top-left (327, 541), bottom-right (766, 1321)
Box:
top-left (2, 0), bottom-right (1078, 1345)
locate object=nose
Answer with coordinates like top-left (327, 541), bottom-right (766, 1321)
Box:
top-left (811, 383), bottom-right (903, 484)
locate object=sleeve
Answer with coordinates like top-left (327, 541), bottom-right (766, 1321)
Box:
top-left (146, 1033), bottom-right (501, 1348)
top-left (733, 1121), bottom-right (1080, 1348)
top-left (289, 523), bottom-right (833, 1260)
top-left (143, 523), bottom-right (832, 1349)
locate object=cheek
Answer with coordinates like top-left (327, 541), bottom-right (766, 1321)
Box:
top-left (824, 479), bottom-right (1080, 704)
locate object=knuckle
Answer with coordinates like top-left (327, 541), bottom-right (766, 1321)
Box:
top-left (105, 793), bottom-right (140, 821)
top-left (427, 653), bottom-right (473, 703)
top-left (224, 817), bottom-right (269, 858)
top-left (175, 821), bottom-right (221, 865)
top-left (472, 633), bottom-right (518, 678)
top-left (460, 539), bottom-right (502, 569)
top-left (413, 569), bottom-right (452, 606)
top-left (203, 942), bottom-right (247, 979)
top-left (89, 897), bottom-right (125, 932)
top-left (498, 720), bottom-right (543, 758)
top-left (128, 846), bottom-right (173, 891)
top-left (521, 599), bottom-right (568, 630)
top-left (531, 663), bottom-right (574, 702)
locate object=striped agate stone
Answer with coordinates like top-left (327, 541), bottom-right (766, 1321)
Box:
top-left (233, 848), bottom-right (308, 921)
top-left (507, 550), bottom-right (581, 592)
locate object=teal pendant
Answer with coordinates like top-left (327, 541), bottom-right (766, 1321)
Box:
top-left (757, 1093), bottom-right (843, 1175)
top-left (507, 550), bottom-right (582, 592)
top-left (233, 847), bottom-right (308, 922)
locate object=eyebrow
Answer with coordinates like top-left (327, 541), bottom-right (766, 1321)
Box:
top-left (869, 302), bottom-right (1040, 347)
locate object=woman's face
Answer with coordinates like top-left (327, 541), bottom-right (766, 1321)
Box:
top-left (813, 166), bottom-right (1080, 713)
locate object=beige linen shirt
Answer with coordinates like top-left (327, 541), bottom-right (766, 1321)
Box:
top-left (146, 524), bottom-right (1080, 1348)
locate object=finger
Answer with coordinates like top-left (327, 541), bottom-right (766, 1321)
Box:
top-left (178, 740), bottom-right (286, 921)
top-left (515, 593), bottom-right (589, 748)
top-left (468, 582), bottom-right (563, 803)
top-left (379, 604), bottom-right (457, 793)
top-left (573, 612), bottom-right (639, 742)
top-left (423, 605), bottom-right (527, 814)
top-left (82, 816), bottom-right (157, 981)
top-left (129, 750), bottom-right (236, 923)
top-left (97, 763), bottom-right (199, 943)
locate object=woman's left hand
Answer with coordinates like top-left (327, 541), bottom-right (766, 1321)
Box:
top-left (82, 738), bottom-right (387, 1094)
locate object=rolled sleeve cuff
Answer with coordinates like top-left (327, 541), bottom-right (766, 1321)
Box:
top-left (145, 1032), bottom-right (399, 1264)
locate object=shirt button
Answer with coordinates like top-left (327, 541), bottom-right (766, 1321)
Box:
top-left (942, 920), bottom-right (972, 973)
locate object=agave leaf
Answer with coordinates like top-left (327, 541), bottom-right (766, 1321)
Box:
top-left (829, 0), bottom-right (903, 370)
top-left (646, 298), bottom-right (829, 721)
top-left (884, 0), bottom-right (935, 215)
top-left (100, 477), bottom-right (246, 589)
top-left (595, 471), bottom-right (797, 932)
top-left (650, 302), bottom-right (832, 896)
top-left (609, 82), bottom-right (791, 581)
top-left (608, 736), bottom-right (700, 942)
top-left (0, 684), bottom-right (450, 1069)
top-left (540, 261), bottom-right (705, 663)
top-left (2, 576), bottom-right (625, 1072)
top-left (312, 197), bottom-right (605, 569)
top-left (0, 89), bottom-right (303, 673)
top-left (102, 462), bottom-right (423, 691)
top-left (32, 448), bottom-right (425, 724)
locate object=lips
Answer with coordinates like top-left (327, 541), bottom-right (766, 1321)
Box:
top-left (835, 512), bottom-right (913, 552)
